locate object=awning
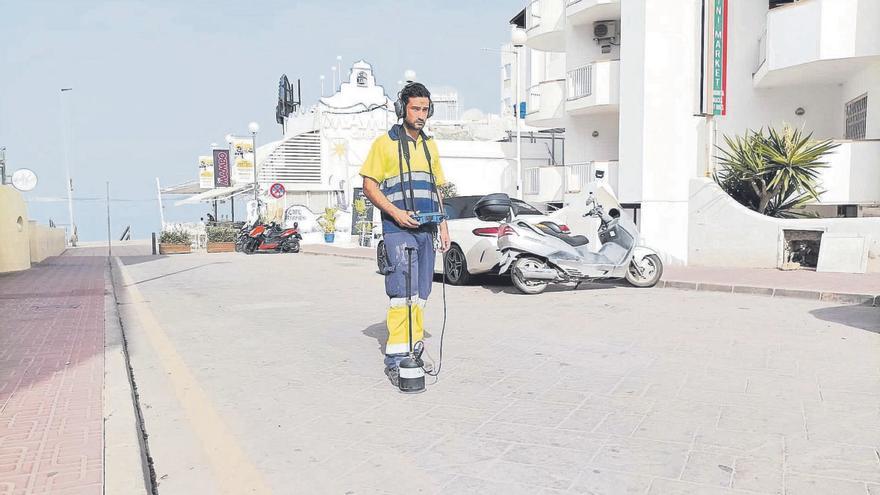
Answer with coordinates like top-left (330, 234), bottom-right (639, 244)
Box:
top-left (174, 183), bottom-right (255, 206)
top-left (161, 180), bottom-right (209, 196)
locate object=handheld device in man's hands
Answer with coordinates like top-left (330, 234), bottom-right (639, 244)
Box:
top-left (410, 212), bottom-right (448, 225)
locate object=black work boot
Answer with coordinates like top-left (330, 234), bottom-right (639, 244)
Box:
top-left (384, 366), bottom-right (399, 387)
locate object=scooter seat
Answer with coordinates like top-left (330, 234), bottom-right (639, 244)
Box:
top-left (534, 223), bottom-right (589, 247)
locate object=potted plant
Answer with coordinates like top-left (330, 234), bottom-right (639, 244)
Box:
top-left (353, 198), bottom-right (373, 247)
top-left (206, 225), bottom-right (237, 253)
top-left (158, 228), bottom-right (193, 254)
top-left (318, 207), bottom-right (338, 243)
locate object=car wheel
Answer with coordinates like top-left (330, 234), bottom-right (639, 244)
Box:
top-left (443, 245), bottom-right (470, 285)
top-left (376, 240), bottom-right (389, 274)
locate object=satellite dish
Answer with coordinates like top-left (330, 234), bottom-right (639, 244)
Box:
top-left (11, 168), bottom-right (37, 192)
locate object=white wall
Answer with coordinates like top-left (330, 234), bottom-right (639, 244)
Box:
top-left (718, 0), bottom-right (843, 140)
top-left (689, 178), bottom-right (880, 272)
top-left (565, 21), bottom-right (621, 71)
top-left (624, 0), bottom-right (702, 265)
top-left (565, 113), bottom-right (619, 164)
top-left (617, 0), bottom-right (646, 204)
top-left (841, 64), bottom-right (880, 139)
top-left (767, 0), bottom-right (880, 70)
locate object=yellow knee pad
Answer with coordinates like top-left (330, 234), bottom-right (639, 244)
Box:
top-left (386, 302), bottom-right (424, 355)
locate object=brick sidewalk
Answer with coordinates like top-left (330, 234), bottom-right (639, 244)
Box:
top-left (0, 257), bottom-right (106, 495)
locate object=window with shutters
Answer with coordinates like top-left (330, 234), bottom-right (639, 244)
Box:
top-left (845, 93), bottom-right (867, 140)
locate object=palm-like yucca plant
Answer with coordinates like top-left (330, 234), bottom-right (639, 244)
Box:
top-left (714, 125), bottom-right (839, 218)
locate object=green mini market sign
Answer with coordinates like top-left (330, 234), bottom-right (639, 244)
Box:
top-left (710, 0), bottom-right (728, 115)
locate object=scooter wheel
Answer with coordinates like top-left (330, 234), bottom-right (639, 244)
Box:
top-left (283, 239), bottom-right (300, 253)
top-left (511, 256), bottom-right (550, 295)
top-left (625, 254), bottom-right (663, 288)
top-left (244, 240), bottom-right (256, 255)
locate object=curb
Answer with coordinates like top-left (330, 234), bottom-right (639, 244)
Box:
top-left (658, 279), bottom-right (878, 307)
top-left (299, 247), bottom-right (374, 262)
top-left (103, 258), bottom-right (154, 495)
top-left (299, 247), bottom-right (878, 307)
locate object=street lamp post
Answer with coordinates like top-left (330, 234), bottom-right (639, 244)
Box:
top-left (59, 87), bottom-right (77, 245)
top-left (320, 75), bottom-right (325, 97)
top-left (511, 27), bottom-right (527, 200)
top-left (248, 122), bottom-right (259, 208)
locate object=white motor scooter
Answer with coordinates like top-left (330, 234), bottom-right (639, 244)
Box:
top-left (474, 179), bottom-right (663, 294)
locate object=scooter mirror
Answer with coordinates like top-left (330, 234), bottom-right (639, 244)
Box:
top-left (608, 208), bottom-right (620, 219)
top-left (293, 222), bottom-right (299, 229)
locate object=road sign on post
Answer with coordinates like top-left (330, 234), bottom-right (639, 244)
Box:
top-left (269, 182), bottom-right (286, 199)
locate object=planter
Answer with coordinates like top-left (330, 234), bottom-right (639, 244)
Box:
top-left (159, 243), bottom-right (191, 255)
top-left (207, 242), bottom-right (235, 253)
top-left (324, 233), bottom-right (335, 243)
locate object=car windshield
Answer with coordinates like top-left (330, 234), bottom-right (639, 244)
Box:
top-left (443, 196), bottom-right (543, 220)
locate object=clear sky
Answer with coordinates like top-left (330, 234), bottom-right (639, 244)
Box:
top-left (0, 0), bottom-right (520, 241)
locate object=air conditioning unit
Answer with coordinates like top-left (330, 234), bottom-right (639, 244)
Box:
top-left (593, 20), bottom-right (618, 41)
top-left (593, 20), bottom-right (618, 54)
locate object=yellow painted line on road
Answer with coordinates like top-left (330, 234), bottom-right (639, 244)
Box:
top-left (114, 258), bottom-right (272, 495)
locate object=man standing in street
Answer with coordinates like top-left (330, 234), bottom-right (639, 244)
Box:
top-left (360, 82), bottom-right (450, 386)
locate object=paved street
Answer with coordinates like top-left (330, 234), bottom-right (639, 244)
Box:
top-left (114, 251), bottom-right (880, 494)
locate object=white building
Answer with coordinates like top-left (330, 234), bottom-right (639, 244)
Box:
top-left (255, 61), bottom-right (558, 230)
top-left (511, 0), bottom-right (880, 266)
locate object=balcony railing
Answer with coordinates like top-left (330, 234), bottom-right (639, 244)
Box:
top-left (566, 64), bottom-right (592, 100)
top-left (564, 160), bottom-right (619, 194)
top-left (524, 168), bottom-right (541, 195)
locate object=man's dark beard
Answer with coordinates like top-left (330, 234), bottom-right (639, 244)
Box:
top-left (403, 119), bottom-right (424, 131)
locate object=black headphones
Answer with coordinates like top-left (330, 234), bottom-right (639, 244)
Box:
top-left (394, 82), bottom-right (434, 120)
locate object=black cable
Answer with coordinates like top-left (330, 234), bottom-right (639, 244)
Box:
top-left (423, 259), bottom-right (447, 377)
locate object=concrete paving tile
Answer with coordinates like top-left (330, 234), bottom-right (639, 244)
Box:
top-left (684, 370), bottom-right (750, 394)
top-left (694, 429), bottom-right (785, 460)
top-left (473, 422), bottom-right (607, 453)
top-left (784, 473), bottom-right (868, 495)
top-left (479, 460), bottom-right (577, 490)
top-left (593, 412), bottom-right (645, 437)
top-left (582, 394), bottom-right (657, 415)
top-left (680, 450), bottom-right (735, 487)
top-left (356, 427), bottom-right (448, 456)
top-left (413, 435), bottom-right (511, 478)
top-left (535, 386), bottom-right (592, 405)
top-left (609, 375), bottom-right (686, 399)
top-left (440, 475), bottom-right (545, 495)
top-left (818, 374), bottom-right (880, 396)
top-left (868, 483), bottom-right (880, 495)
top-left (502, 444), bottom-right (596, 471)
top-left (492, 399), bottom-right (576, 428)
top-left (717, 406), bottom-right (805, 435)
top-left (555, 373), bottom-right (627, 394)
top-left (557, 406), bottom-right (613, 432)
top-left (568, 468), bottom-right (653, 495)
top-left (633, 417), bottom-right (699, 444)
top-left (731, 456), bottom-right (782, 494)
top-left (785, 437), bottom-right (880, 483)
top-left (646, 478), bottom-right (751, 494)
top-left (591, 437), bottom-right (690, 478)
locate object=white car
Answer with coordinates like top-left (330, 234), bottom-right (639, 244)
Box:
top-left (376, 195), bottom-right (566, 285)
